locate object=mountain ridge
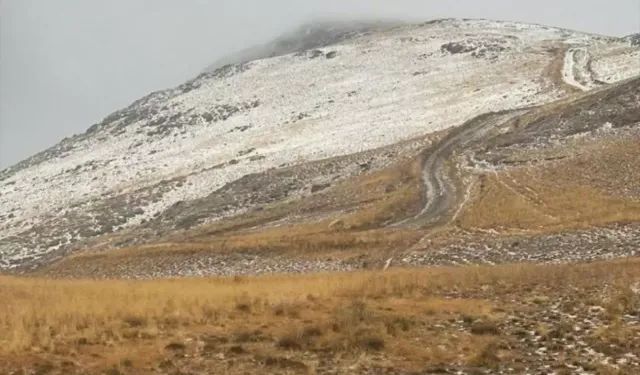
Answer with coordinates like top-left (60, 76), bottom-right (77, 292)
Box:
top-left (1, 18), bottom-right (639, 273)
top-left (201, 17), bottom-right (633, 75)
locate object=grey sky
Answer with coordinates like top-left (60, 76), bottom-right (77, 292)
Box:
top-left (1, 0), bottom-right (639, 169)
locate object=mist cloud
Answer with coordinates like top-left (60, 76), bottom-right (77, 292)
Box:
top-left (1, 0), bottom-right (638, 168)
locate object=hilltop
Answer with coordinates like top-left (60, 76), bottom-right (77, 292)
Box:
top-left (1, 18), bottom-right (638, 276)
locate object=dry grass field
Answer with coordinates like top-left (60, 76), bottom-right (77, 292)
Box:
top-left (3, 259), bottom-right (640, 374)
top-left (456, 133), bottom-right (640, 232)
top-left (457, 169), bottom-right (640, 233)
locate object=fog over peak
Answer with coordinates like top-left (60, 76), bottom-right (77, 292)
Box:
top-left (202, 17), bottom-right (407, 73)
top-left (1, 0), bottom-right (638, 169)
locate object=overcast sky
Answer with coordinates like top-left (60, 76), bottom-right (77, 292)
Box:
top-left (1, 0), bottom-right (639, 169)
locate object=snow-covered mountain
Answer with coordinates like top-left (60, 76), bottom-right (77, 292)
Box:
top-left (1, 18), bottom-right (639, 271)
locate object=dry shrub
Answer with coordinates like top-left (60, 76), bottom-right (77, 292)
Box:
top-left (121, 314), bottom-right (147, 328)
top-left (470, 340), bottom-right (501, 368)
top-left (104, 367), bottom-right (125, 375)
top-left (272, 301), bottom-right (304, 318)
top-left (164, 342), bottom-right (186, 351)
top-left (233, 329), bottom-right (260, 343)
top-left (384, 316), bottom-right (417, 336)
top-left (276, 328), bottom-right (305, 351)
top-left (235, 302), bottom-right (252, 313)
top-left (228, 345), bottom-right (245, 355)
top-left (302, 325), bottom-right (324, 339)
top-left (545, 319), bottom-right (573, 341)
top-left (358, 333), bottom-right (386, 351)
top-left (257, 355), bottom-right (308, 371)
top-left (470, 321), bottom-right (501, 335)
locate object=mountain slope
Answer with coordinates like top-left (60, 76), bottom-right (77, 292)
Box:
top-left (41, 75), bottom-right (640, 279)
top-left (1, 18), bottom-right (639, 273)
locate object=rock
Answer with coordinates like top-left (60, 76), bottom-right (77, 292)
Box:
top-left (310, 183), bottom-right (331, 193)
top-left (624, 33), bottom-right (640, 46)
top-left (325, 51), bottom-right (338, 59)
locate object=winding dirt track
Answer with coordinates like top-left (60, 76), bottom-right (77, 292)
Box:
top-left (391, 109), bottom-right (527, 230)
top-left (562, 47), bottom-right (605, 91)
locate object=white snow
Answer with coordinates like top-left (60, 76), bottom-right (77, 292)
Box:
top-left (591, 46), bottom-right (640, 83)
top-left (561, 43), bottom-right (640, 91)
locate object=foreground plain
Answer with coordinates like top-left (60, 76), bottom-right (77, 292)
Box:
top-left (2, 260), bottom-right (640, 374)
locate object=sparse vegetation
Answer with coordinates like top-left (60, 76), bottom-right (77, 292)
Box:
top-left (458, 167), bottom-right (640, 232)
top-left (38, 150), bottom-right (430, 278)
top-left (2, 259), bottom-right (640, 374)
top-left (470, 320), bottom-right (501, 335)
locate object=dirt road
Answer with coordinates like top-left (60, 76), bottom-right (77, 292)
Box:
top-left (392, 109), bottom-right (526, 230)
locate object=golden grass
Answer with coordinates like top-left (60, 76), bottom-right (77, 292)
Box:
top-left (542, 137), bottom-right (640, 199)
top-left (62, 228), bottom-right (422, 260)
top-left (458, 138), bottom-right (640, 233)
top-left (3, 259), bottom-right (640, 374)
top-left (458, 171), bottom-right (640, 232)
